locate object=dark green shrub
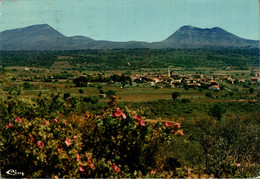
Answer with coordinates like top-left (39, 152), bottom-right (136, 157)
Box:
top-left (172, 92), bottom-right (181, 100)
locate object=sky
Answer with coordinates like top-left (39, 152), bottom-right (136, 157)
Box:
top-left (0, 0), bottom-right (259, 42)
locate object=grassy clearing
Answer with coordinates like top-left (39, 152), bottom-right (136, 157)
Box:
top-left (9, 83), bottom-right (256, 104)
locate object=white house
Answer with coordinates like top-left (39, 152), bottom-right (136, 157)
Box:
top-left (209, 85), bottom-right (220, 90)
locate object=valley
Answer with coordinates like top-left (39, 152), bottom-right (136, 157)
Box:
top-left (0, 28), bottom-right (259, 179)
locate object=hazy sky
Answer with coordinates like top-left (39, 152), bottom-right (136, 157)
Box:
top-left (0, 0), bottom-right (259, 42)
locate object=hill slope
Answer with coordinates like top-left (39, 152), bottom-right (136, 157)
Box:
top-left (160, 25), bottom-right (258, 48)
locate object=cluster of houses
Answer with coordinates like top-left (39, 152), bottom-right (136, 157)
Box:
top-left (16, 67), bottom-right (260, 90)
top-left (129, 68), bottom-right (258, 90)
top-left (130, 71), bottom-right (221, 90)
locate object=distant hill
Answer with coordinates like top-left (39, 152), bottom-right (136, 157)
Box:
top-left (161, 25), bottom-right (258, 48)
top-left (0, 24), bottom-right (258, 50)
top-left (0, 24), bottom-right (94, 50)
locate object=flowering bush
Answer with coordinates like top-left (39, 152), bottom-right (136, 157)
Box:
top-left (1, 95), bottom-right (184, 178)
top-left (1, 93), bottom-right (259, 178)
top-left (1, 116), bottom-right (83, 178)
top-left (79, 96), bottom-right (184, 177)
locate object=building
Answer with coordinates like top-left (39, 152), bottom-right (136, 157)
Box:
top-left (251, 77), bottom-right (260, 84)
top-left (167, 68), bottom-right (171, 78)
top-left (209, 85), bottom-right (220, 90)
top-left (99, 94), bottom-right (107, 98)
top-left (24, 67), bottom-right (30, 71)
top-left (131, 82), bottom-right (138, 87)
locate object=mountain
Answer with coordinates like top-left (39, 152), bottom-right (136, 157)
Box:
top-left (161, 25), bottom-right (258, 48)
top-left (0, 24), bottom-right (258, 50)
top-left (0, 24), bottom-right (95, 50)
top-left (0, 24), bottom-right (66, 50)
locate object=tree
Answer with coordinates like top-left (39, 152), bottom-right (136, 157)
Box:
top-left (63, 93), bottom-right (71, 100)
top-left (185, 116), bottom-right (217, 172)
top-left (99, 89), bottom-right (105, 94)
top-left (257, 91), bottom-right (260, 98)
top-left (110, 74), bottom-right (121, 82)
top-left (184, 85), bottom-right (190, 90)
top-left (79, 89), bottom-right (84, 94)
top-left (205, 92), bottom-right (213, 98)
top-left (73, 76), bottom-right (89, 87)
top-left (106, 90), bottom-right (116, 96)
top-left (249, 87), bottom-right (254, 94)
top-left (209, 103), bottom-right (226, 120)
top-left (229, 91), bottom-right (234, 97)
top-left (172, 92), bottom-right (181, 100)
top-left (23, 82), bottom-right (33, 90)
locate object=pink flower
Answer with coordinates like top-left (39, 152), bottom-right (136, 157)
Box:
top-left (54, 176), bottom-right (58, 179)
top-left (151, 169), bottom-right (156, 175)
top-left (76, 153), bottom-right (81, 161)
top-left (139, 120), bottom-right (146, 126)
top-left (121, 113), bottom-right (127, 119)
top-left (236, 163), bottom-right (241, 167)
top-left (134, 114), bottom-right (141, 122)
top-left (56, 147), bottom-right (62, 154)
top-left (112, 163), bottom-right (121, 173)
top-left (112, 108), bottom-right (126, 119)
top-left (28, 134), bottom-right (35, 143)
top-left (79, 166), bottom-right (85, 172)
top-left (6, 123), bottom-right (14, 129)
top-left (86, 152), bottom-right (92, 160)
top-left (44, 121), bottom-right (49, 125)
top-left (15, 117), bottom-right (22, 123)
top-left (53, 118), bottom-right (59, 123)
top-left (187, 169), bottom-right (191, 178)
top-left (37, 141), bottom-right (44, 149)
top-left (178, 129), bottom-right (184, 136)
top-left (88, 161), bottom-right (94, 169)
top-left (174, 123), bottom-right (181, 130)
top-left (90, 163), bottom-right (94, 169)
top-left (165, 122), bottom-right (173, 127)
top-left (65, 137), bottom-right (72, 146)
top-left (114, 108), bottom-right (122, 117)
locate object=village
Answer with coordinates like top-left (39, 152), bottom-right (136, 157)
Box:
top-left (123, 68), bottom-right (260, 91)
top-left (9, 67), bottom-right (260, 93)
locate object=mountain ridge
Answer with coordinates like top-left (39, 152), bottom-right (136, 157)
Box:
top-left (0, 24), bottom-right (258, 50)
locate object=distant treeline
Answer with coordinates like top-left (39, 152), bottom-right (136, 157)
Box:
top-left (0, 48), bottom-right (258, 69)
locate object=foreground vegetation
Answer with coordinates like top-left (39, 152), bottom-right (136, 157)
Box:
top-left (0, 91), bottom-right (259, 178)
